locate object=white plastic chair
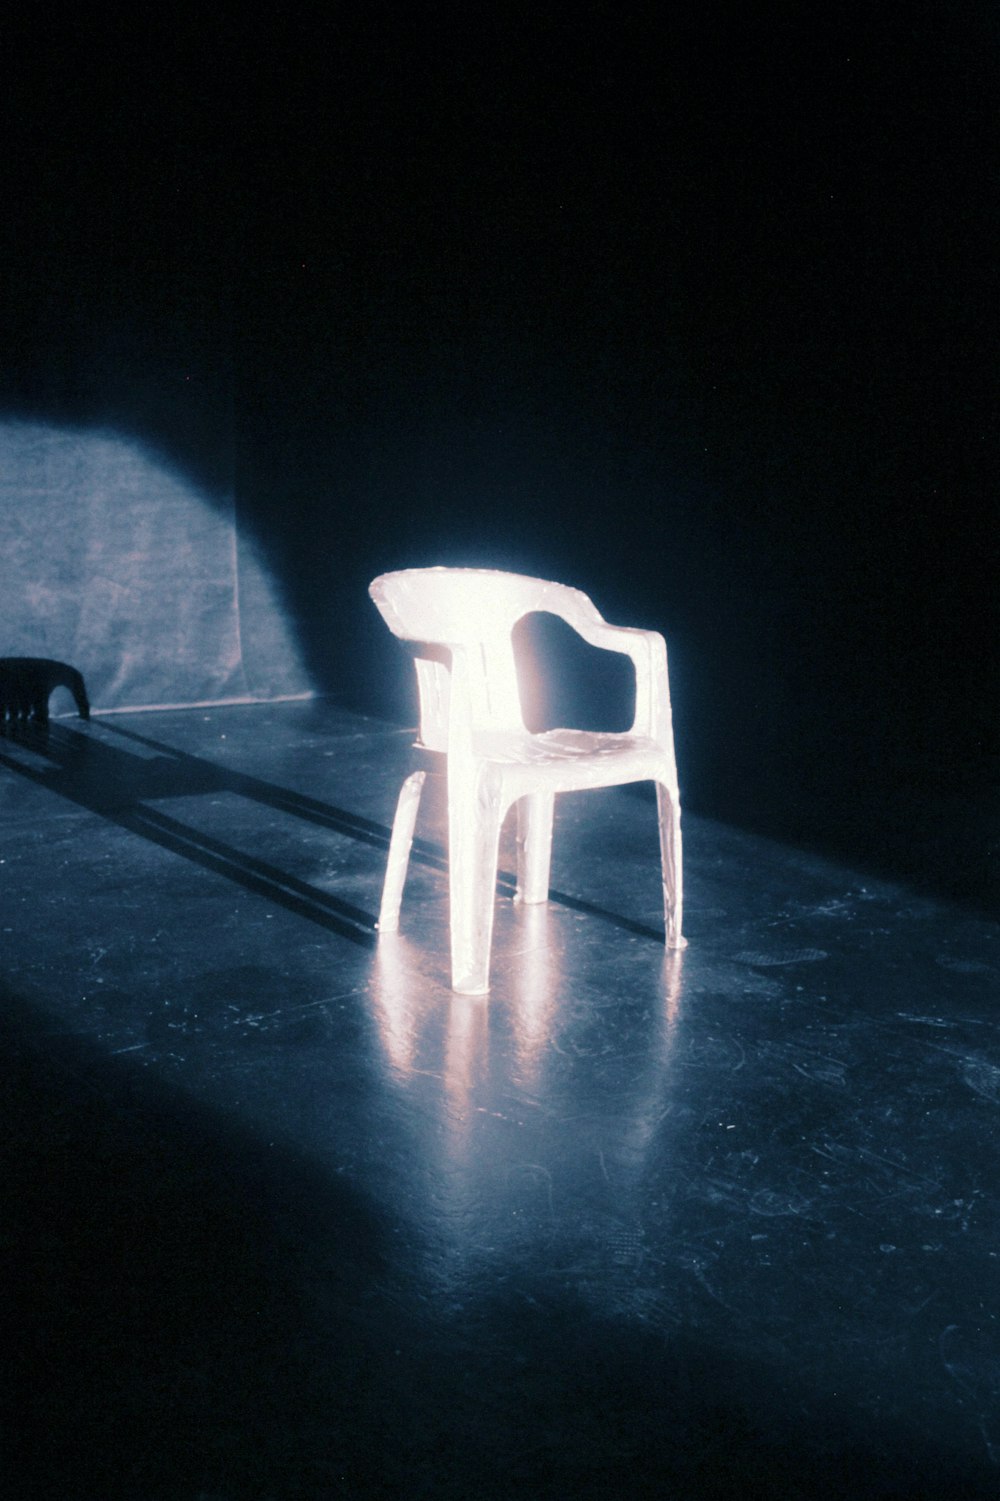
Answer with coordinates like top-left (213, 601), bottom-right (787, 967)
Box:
top-left (370, 567), bottom-right (684, 994)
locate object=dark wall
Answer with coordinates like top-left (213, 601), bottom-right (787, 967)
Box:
top-left (2, 6), bottom-right (995, 903)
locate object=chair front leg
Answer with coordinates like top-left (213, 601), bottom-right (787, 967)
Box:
top-left (515, 790), bottom-right (554, 905)
top-left (656, 781), bottom-right (686, 949)
top-left (448, 767), bottom-right (506, 995)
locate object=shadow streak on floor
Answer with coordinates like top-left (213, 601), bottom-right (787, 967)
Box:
top-left (2, 701), bottom-right (997, 1499)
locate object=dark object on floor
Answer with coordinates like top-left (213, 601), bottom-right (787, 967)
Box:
top-left (0, 656), bottom-right (90, 726)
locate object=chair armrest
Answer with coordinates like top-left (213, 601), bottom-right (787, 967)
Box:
top-left (541, 595), bottom-right (675, 746)
top-left (590, 624), bottom-right (674, 745)
top-left (439, 642), bottom-right (476, 759)
top-left (415, 640), bottom-right (520, 758)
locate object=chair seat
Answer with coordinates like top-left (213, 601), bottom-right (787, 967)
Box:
top-left (471, 728), bottom-right (672, 793)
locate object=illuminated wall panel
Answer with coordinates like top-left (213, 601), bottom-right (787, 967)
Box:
top-left (0, 421), bottom-right (311, 712)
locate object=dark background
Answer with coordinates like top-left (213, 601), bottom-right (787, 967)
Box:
top-left (1, 3), bottom-right (995, 905)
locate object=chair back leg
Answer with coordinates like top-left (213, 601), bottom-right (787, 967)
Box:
top-left (378, 770), bottom-right (426, 932)
top-left (515, 791), bottom-right (555, 905)
top-left (656, 781), bottom-right (686, 949)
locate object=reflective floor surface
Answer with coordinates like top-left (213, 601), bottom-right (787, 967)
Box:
top-left (2, 701), bottom-right (998, 1499)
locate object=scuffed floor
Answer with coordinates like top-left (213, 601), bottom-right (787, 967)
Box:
top-left (2, 701), bottom-right (998, 1499)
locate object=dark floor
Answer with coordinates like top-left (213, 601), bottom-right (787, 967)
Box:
top-left (2, 700), bottom-right (998, 1500)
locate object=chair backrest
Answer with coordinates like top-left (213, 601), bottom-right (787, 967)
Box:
top-left (369, 567), bottom-right (598, 750)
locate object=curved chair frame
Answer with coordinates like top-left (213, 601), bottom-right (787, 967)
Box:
top-left (370, 566), bottom-right (684, 994)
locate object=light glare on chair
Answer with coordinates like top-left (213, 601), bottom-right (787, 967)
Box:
top-left (370, 567), bottom-right (684, 994)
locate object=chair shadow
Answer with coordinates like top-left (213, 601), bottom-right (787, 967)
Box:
top-left (0, 714), bottom-right (667, 947)
top-left (0, 720), bottom-right (378, 948)
top-left (101, 719), bottom-right (669, 943)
